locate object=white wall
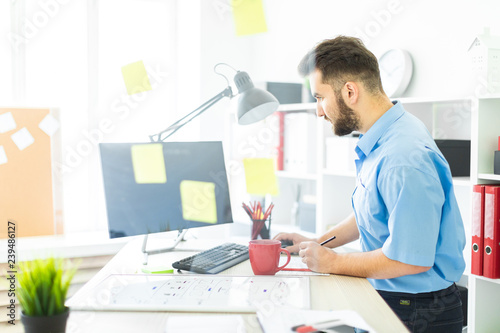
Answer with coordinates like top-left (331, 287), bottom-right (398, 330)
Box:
top-left (198, 0), bottom-right (500, 107)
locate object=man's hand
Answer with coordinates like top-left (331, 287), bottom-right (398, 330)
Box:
top-left (298, 244), bottom-right (432, 278)
top-left (298, 241), bottom-right (336, 273)
top-left (273, 232), bottom-right (316, 254)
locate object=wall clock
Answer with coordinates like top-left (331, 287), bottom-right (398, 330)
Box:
top-left (378, 49), bottom-right (413, 98)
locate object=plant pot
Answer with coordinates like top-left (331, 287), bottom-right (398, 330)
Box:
top-left (20, 307), bottom-right (69, 333)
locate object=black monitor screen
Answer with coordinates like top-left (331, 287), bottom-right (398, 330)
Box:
top-left (99, 141), bottom-right (233, 238)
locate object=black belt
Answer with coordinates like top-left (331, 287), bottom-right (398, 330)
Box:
top-left (377, 283), bottom-right (458, 299)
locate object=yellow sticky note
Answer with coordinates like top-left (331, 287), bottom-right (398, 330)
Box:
top-left (180, 180), bottom-right (217, 224)
top-left (243, 158), bottom-right (279, 196)
top-left (121, 60), bottom-right (153, 95)
top-left (232, 0), bottom-right (268, 36)
top-left (130, 144), bottom-right (167, 184)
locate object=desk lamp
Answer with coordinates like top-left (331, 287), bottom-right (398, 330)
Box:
top-left (149, 63), bottom-right (280, 142)
top-left (141, 64), bottom-right (279, 262)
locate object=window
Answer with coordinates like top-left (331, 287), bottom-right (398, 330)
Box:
top-left (2, 0), bottom-right (184, 236)
top-left (0, 1), bottom-right (13, 104)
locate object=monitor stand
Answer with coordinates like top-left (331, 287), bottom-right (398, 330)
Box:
top-left (141, 229), bottom-right (188, 265)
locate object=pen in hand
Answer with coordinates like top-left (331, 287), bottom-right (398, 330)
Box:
top-left (281, 236), bottom-right (337, 273)
top-left (319, 235), bottom-right (336, 246)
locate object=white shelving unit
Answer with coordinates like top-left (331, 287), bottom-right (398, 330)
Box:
top-left (467, 96), bottom-right (500, 333)
top-left (266, 96), bottom-right (500, 332)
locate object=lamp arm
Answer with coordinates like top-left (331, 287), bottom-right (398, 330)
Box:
top-left (163, 88), bottom-right (228, 131)
top-left (159, 95), bottom-right (222, 141)
top-left (149, 86), bottom-right (233, 142)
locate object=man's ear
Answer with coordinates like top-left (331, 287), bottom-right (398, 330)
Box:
top-left (343, 82), bottom-right (359, 105)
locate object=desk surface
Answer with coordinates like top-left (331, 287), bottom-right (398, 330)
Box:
top-left (66, 237), bottom-right (408, 333)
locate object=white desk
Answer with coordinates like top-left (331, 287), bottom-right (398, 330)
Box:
top-left (66, 237), bottom-right (409, 333)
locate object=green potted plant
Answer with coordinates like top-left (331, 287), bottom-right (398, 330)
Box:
top-left (17, 257), bottom-right (77, 333)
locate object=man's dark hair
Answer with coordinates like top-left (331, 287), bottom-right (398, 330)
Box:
top-left (298, 36), bottom-right (383, 94)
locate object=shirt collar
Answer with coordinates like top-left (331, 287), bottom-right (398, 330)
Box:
top-left (356, 101), bottom-right (405, 158)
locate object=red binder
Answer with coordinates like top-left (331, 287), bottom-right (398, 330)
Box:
top-left (471, 185), bottom-right (485, 276)
top-left (483, 185), bottom-right (500, 279)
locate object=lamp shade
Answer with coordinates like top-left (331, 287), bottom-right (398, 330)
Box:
top-left (234, 71), bottom-right (279, 125)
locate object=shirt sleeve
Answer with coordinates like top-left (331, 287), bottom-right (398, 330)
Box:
top-left (378, 166), bottom-right (445, 267)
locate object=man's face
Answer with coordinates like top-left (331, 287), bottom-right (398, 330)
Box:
top-left (309, 69), bottom-right (360, 136)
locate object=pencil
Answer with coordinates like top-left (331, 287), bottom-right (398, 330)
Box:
top-left (319, 236), bottom-right (336, 246)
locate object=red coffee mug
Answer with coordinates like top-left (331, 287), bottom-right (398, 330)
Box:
top-left (249, 239), bottom-right (291, 275)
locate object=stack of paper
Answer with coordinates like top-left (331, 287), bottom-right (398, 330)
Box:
top-left (257, 308), bottom-right (374, 333)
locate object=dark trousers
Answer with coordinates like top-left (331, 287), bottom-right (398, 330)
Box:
top-left (356, 284), bottom-right (463, 333)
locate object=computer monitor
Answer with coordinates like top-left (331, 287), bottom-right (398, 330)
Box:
top-left (99, 141), bottom-right (233, 242)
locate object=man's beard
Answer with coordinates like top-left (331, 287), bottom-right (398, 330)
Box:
top-left (328, 95), bottom-right (360, 136)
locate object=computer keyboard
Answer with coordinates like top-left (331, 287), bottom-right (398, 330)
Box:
top-left (172, 243), bottom-right (249, 274)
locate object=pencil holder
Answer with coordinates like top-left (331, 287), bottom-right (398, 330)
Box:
top-left (242, 201), bottom-right (274, 240)
top-left (251, 216), bottom-right (271, 240)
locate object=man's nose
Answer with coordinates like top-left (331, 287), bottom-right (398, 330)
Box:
top-left (316, 102), bottom-right (325, 117)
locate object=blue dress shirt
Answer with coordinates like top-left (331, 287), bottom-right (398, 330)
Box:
top-left (351, 101), bottom-right (466, 293)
